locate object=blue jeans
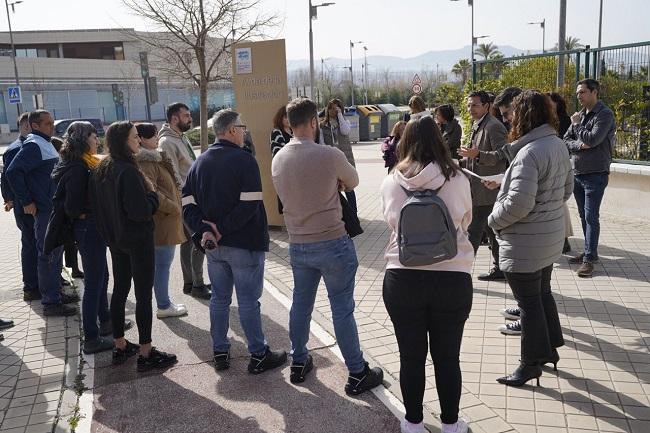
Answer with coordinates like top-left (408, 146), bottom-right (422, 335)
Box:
top-left (34, 210), bottom-right (63, 305)
top-left (289, 235), bottom-right (365, 373)
top-left (13, 211), bottom-right (38, 292)
top-left (206, 245), bottom-right (267, 355)
top-left (74, 218), bottom-right (110, 341)
top-left (154, 245), bottom-right (176, 309)
top-left (574, 173), bottom-right (609, 263)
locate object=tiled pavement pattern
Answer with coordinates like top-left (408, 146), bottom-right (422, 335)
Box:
top-left (264, 143), bottom-right (650, 433)
top-left (0, 142), bottom-right (649, 432)
top-left (0, 211), bottom-right (81, 433)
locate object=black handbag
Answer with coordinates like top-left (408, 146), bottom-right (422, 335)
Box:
top-left (339, 192), bottom-right (363, 238)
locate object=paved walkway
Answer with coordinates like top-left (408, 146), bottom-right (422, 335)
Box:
top-left (0, 141), bottom-right (649, 432)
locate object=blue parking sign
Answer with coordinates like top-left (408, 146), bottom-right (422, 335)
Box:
top-left (8, 86), bottom-right (21, 104)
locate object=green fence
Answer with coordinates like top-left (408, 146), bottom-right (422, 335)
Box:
top-left (473, 42), bottom-right (650, 163)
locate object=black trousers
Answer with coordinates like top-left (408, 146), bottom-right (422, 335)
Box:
top-left (109, 241), bottom-right (155, 345)
top-left (504, 264), bottom-right (564, 363)
top-left (383, 269), bottom-right (473, 425)
top-left (467, 205), bottom-right (499, 269)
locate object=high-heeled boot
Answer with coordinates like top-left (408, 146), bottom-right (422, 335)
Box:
top-left (540, 348), bottom-right (560, 371)
top-left (497, 361), bottom-right (542, 387)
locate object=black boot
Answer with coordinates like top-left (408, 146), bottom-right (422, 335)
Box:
top-left (497, 361), bottom-right (542, 387)
top-left (540, 348), bottom-right (560, 371)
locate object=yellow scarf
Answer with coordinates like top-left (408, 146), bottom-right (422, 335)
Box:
top-left (82, 153), bottom-right (100, 170)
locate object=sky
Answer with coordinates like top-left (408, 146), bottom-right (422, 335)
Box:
top-left (3, 0), bottom-right (649, 62)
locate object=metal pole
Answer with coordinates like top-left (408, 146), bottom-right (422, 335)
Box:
top-left (5, 0), bottom-right (22, 116)
top-left (363, 47), bottom-right (368, 105)
top-left (542, 19), bottom-right (546, 53)
top-left (597, 0), bottom-right (603, 49)
top-left (557, 0), bottom-right (567, 87)
top-left (470, 0), bottom-right (474, 64)
top-left (143, 76), bottom-right (152, 121)
top-left (349, 41), bottom-right (354, 106)
top-left (309, 0), bottom-right (315, 100)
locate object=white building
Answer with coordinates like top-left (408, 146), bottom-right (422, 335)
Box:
top-left (0, 28), bottom-right (233, 132)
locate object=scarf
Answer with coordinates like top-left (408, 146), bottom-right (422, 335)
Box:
top-left (82, 153), bottom-right (100, 170)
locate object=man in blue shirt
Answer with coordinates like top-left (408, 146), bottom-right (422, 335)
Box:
top-left (6, 110), bottom-right (77, 316)
top-left (1, 113), bottom-right (40, 301)
top-left (182, 109), bottom-right (286, 373)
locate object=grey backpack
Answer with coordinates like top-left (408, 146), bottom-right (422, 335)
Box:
top-left (398, 186), bottom-right (458, 266)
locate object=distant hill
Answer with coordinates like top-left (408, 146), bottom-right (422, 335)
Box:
top-left (287, 45), bottom-right (535, 72)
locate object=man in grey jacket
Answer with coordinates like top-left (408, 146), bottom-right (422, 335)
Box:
top-left (460, 90), bottom-right (508, 282)
top-left (158, 102), bottom-right (211, 299)
top-left (563, 79), bottom-right (615, 278)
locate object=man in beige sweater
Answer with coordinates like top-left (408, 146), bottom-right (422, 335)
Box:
top-left (271, 98), bottom-right (383, 395)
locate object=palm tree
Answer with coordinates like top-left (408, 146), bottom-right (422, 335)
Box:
top-left (473, 43), bottom-right (501, 60)
top-left (452, 59), bottom-right (471, 85)
top-left (553, 36), bottom-right (584, 51)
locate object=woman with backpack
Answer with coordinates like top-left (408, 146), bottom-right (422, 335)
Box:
top-left (380, 116), bottom-right (473, 433)
top-left (381, 120), bottom-right (406, 173)
top-left (487, 90), bottom-right (572, 386)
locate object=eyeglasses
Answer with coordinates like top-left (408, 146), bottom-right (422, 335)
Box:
top-left (234, 124), bottom-right (247, 130)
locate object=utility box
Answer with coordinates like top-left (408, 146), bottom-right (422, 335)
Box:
top-left (343, 107), bottom-right (360, 143)
top-left (357, 105), bottom-right (383, 141)
top-left (376, 103), bottom-right (401, 137)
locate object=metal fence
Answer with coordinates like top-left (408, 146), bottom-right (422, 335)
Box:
top-left (473, 42), bottom-right (650, 163)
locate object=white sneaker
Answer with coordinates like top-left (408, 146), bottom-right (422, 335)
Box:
top-left (157, 303), bottom-right (188, 319)
top-left (442, 418), bottom-right (468, 433)
top-left (400, 418), bottom-right (426, 433)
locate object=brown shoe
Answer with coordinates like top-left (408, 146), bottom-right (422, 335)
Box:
top-left (568, 253), bottom-right (585, 264)
top-left (577, 262), bottom-right (594, 278)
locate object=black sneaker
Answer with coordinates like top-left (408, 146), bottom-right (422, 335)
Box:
top-left (112, 340), bottom-right (140, 365)
top-left (99, 319), bottom-right (134, 337)
top-left (61, 293), bottom-right (80, 304)
top-left (23, 290), bottom-right (42, 302)
top-left (345, 362), bottom-right (384, 396)
top-left (498, 320), bottom-right (522, 335)
top-left (478, 268), bottom-right (506, 281)
top-left (137, 348), bottom-right (178, 372)
top-left (183, 283), bottom-right (193, 295)
top-left (43, 303), bottom-right (77, 317)
top-left (290, 355), bottom-right (314, 384)
top-left (191, 284), bottom-right (212, 300)
top-left (248, 348), bottom-right (287, 374)
top-left (0, 319), bottom-right (14, 331)
top-left (83, 336), bottom-right (113, 354)
top-left (500, 307), bottom-right (520, 320)
top-left (214, 351), bottom-right (230, 371)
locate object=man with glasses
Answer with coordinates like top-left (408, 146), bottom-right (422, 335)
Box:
top-left (182, 109), bottom-right (286, 374)
top-left (564, 79), bottom-right (615, 278)
top-left (271, 98), bottom-right (383, 394)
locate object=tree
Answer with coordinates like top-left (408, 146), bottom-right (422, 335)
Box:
top-left (452, 59), bottom-right (471, 85)
top-left (474, 43), bottom-right (501, 60)
top-left (553, 36), bottom-right (584, 51)
top-left (122, 0), bottom-right (278, 150)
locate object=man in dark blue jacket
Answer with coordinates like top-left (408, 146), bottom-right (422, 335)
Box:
top-left (6, 110), bottom-right (76, 316)
top-left (1, 113), bottom-right (40, 301)
top-left (182, 109), bottom-right (286, 374)
top-left (564, 79), bottom-right (615, 278)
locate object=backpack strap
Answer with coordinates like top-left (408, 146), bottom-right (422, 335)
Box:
top-left (400, 183), bottom-right (444, 197)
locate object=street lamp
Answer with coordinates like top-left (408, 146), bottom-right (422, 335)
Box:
top-left (309, 0), bottom-right (334, 102)
top-left (349, 40), bottom-right (362, 106)
top-left (5, 0), bottom-right (23, 116)
top-left (527, 18), bottom-right (546, 53)
top-left (362, 46), bottom-right (368, 105)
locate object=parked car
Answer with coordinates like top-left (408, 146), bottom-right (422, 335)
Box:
top-left (54, 118), bottom-right (105, 138)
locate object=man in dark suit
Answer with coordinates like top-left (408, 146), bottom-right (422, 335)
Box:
top-left (459, 90), bottom-right (508, 281)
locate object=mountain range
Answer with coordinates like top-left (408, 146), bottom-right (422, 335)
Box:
top-left (287, 45), bottom-right (537, 72)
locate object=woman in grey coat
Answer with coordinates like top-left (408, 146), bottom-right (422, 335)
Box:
top-left (487, 90), bottom-right (573, 387)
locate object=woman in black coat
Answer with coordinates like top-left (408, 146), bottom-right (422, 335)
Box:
top-left (91, 121), bottom-right (177, 372)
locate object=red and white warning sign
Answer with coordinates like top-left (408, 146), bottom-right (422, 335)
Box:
top-left (412, 74), bottom-right (422, 85)
top-left (412, 83), bottom-right (422, 94)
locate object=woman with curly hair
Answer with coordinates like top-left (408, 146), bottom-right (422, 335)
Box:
top-left (487, 90), bottom-right (573, 386)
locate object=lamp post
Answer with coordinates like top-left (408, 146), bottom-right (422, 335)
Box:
top-left (527, 18), bottom-right (546, 53)
top-left (363, 46), bottom-right (368, 105)
top-left (450, 0), bottom-right (475, 62)
top-left (309, 0), bottom-right (334, 102)
top-left (349, 40), bottom-right (362, 106)
top-left (5, 0), bottom-right (23, 116)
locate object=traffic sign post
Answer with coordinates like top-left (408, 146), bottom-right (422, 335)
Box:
top-left (7, 86), bottom-right (21, 104)
top-left (139, 52), bottom-right (152, 121)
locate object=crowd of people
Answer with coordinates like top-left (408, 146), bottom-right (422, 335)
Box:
top-left (0, 77), bottom-right (615, 433)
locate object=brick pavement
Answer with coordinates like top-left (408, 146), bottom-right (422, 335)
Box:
top-left (265, 142), bottom-right (650, 433)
